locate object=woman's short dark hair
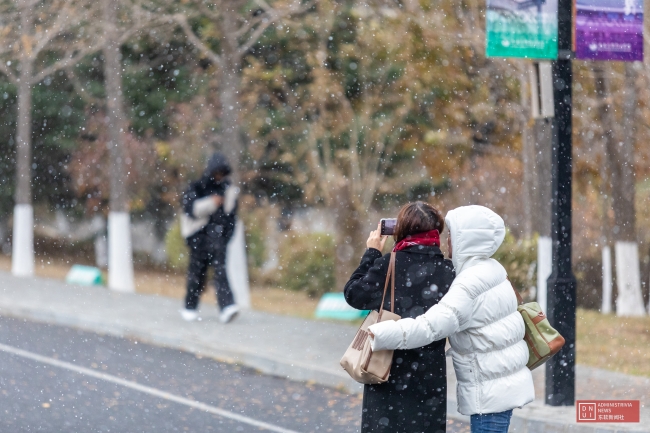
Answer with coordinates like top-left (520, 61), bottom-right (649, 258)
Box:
top-left (393, 201), bottom-right (444, 243)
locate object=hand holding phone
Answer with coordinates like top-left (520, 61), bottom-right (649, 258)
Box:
top-left (380, 218), bottom-right (397, 236)
top-left (367, 223), bottom-right (388, 251)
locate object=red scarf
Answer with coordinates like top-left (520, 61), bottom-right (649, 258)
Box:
top-left (393, 230), bottom-right (440, 252)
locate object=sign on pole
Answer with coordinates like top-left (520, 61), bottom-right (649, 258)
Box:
top-left (575, 0), bottom-right (644, 61)
top-left (487, 0), bottom-right (558, 58)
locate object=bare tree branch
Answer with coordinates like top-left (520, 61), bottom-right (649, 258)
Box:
top-left (254, 0), bottom-right (273, 12)
top-left (237, 0), bottom-right (317, 57)
top-left (361, 122), bottom-right (402, 210)
top-left (0, 40), bottom-right (18, 56)
top-left (172, 13), bottom-right (223, 68)
top-left (237, 12), bottom-right (276, 56)
top-left (348, 116), bottom-right (362, 202)
top-left (234, 14), bottom-right (265, 38)
top-left (195, 1), bottom-right (221, 22)
top-left (306, 126), bottom-right (328, 197)
top-left (0, 61), bottom-right (17, 84)
top-left (32, 0), bottom-right (76, 54)
top-left (65, 65), bottom-right (102, 105)
top-left (30, 40), bottom-right (104, 84)
top-left (113, 3), bottom-right (171, 45)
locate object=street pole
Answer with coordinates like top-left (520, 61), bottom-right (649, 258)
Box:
top-left (545, 0), bottom-right (577, 406)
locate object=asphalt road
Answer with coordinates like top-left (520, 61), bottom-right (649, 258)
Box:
top-left (0, 316), bottom-right (470, 433)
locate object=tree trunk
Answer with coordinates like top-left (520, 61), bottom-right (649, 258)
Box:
top-left (92, 215), bottom-right (108, 268)
top-left (519, 71), bottom-right (534, 238)
top-left (12, 0), bottom-right (35, 276)
top-left (532, 119), bottom-right (552, 235)
top-left (594, 67), bottom-right (625, 237)
top-left (601, 245), bottom-right (613, 313)
top-left (104, 1), bottom-right (134, 292)
top-left (594, 67), bottom-right (614, 315)
top-left (614, 241), bottom-right (644, 316)
top-left (530, 116), bottom-right (553, 311)
top-left (15, 67), bottom-right (32, 206)
top-left (104, 3), bottom-right (128, 214)
top-left (218, 62), bottom-right (243, 185)
top-left (594, 65), bottom-right (644, 316)
top-left (615, 64), bottom-right (644, 316)
top-left (261, 203), bottom-right (280, 273)
top-left (332, 180), bottom-right (367, 291)
top-left (218, 7), bottom-right (245, 186)
top-left (216, 6), bottom-right (252, 306)
top-left (618, 63), bottom-right (637, 242)
top-left (226, 221), bottom-right (251, 308)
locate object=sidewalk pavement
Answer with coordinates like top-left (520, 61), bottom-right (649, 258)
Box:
top-left (0, 271), bottom-right (647, 433)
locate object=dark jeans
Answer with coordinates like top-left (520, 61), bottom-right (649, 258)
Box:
top-left (470, 409), bottom-right (513, 433)
top-left (185, 235), bottom-right (234, 310)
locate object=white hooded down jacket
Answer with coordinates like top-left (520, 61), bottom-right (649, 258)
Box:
top-left (369, 205), bottom-right (534, 416)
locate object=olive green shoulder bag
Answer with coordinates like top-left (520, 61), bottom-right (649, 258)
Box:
top-left (510, 279), bottom-right (565, 370)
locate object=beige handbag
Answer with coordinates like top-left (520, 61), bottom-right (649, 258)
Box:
top-left (340, 252), bottom-right (401, 384)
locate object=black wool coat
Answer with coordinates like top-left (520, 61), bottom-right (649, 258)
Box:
top-left (344, 245), bottom-right (455, 433)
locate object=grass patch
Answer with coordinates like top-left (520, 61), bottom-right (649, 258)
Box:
top-left (250, 287), bottom-right (321, 319)
top-left (577, 307), bottom-right (650, 377)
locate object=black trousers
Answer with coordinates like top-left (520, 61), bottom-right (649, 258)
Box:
top-left (185, 234), bottom-right (235, 310)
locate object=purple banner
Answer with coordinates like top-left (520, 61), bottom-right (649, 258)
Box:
top-left (575, 0), bottom-right (643, 61)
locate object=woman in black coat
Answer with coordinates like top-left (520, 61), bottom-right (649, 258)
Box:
top-left (344, 202), bottom-right (455, 433)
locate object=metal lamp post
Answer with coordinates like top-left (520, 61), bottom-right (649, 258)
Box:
top-left (545, 0), bottom-right (577, 406)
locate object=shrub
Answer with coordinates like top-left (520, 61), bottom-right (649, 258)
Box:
top-left (574, 257), bottom-right (603, 309)
top-left (245, 224), bottom-right (266, 270)
top-left (165, 218), bottom-right (189, 271)
top-left (493, 231), bottom-right (536, 297)
top-left (239, 208), bottom-right (266, 272)
top-left (277, 232), bottom-right (336, 298)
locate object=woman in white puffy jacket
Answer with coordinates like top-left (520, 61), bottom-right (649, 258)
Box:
top-left (369, 205), bottom-right (534, 433)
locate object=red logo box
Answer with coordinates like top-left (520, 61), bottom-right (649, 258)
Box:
top-left (577, 400), bottom-right (640, 423)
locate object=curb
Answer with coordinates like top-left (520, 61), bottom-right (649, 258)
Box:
top-left (0, 289), bottom-right (471, 423)
top-left (0, 302), bottom-right (362, 391)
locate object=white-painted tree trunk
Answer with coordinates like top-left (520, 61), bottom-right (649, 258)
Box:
top-left (601, 246), bottom-right (612, 314)
top-left (55, 209), bottom-right (70, 235)
top-left (261, 210), bottom-right (279, 273)
top-left (226, 221), bottom-right (250, 309)
top-left (11, 204), bottom-right (34, 277)
top-left (615, 241), bottom-right (646, 316)
top-left (108, 212), bottom-right (135, 292)
top-left (91, 215), bottom-right (108, 269)
top-left (95, 234), bottom-right (109, 269)
top-left (536, 236), bottom-right (552, 312)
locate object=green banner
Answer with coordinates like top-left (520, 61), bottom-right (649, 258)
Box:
top-left (486, 0), bottom-right (558, 59)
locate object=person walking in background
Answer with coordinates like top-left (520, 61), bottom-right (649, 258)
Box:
top-left (179, 152), bottom-right (239, 323)
top-left (344, 202), bottom-right (455, 433)
top-left (368, 205), bottom-right (535, 433)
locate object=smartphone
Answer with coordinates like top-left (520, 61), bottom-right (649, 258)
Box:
top-left (380, 218), bottom-right (397, 236)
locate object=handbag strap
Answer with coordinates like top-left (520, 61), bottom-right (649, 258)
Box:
top-left (378, 252), bottom-right (396, 319)
top-left (507, 277), bottom-right (523, 305)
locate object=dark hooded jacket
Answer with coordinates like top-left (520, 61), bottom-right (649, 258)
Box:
top-left (181, 153), bottom-right (237, 243)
